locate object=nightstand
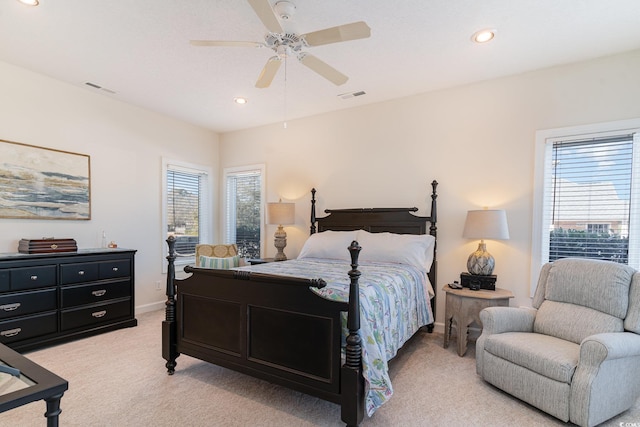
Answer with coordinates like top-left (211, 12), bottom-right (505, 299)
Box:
top-left (247, 258), bottom-right (276, 265)
top-left (442, 285), bottom-right (514, 356)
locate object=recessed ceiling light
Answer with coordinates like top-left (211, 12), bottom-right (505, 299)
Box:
top-left (234, 97), bottom-right (248, 105)
top-left (17, 0), bottom-right (39, 5)
top-left (471, 28), bottom-right (496, 44)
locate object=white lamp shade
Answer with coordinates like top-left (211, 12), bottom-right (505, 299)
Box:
top-left (267, 202), bottom-right (295, 225)
top-left (462, 209), bottom-right (510, 240)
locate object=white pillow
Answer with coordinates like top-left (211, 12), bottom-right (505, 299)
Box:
top-left (355, 230), bottom-right (435, 271)
top-left (297, 230), bottom-right (358, 261)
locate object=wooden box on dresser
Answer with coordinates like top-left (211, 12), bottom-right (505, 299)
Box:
top-left (0, 248), bottom-right (137, 352)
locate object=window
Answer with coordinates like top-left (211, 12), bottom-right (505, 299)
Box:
top-left (224, 165), bottom-right (265, 259)
top-left (587, 224), bottom-right (610, 234)
top-left (162, 159), bottom-right (212, 266)
top-left (547, 136), bottom-right (633, 263)
top-left (532, 119), bottom-right (640, 293)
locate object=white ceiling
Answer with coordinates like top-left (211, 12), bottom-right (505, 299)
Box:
top-left (2, 0), bottom-right (640, 133)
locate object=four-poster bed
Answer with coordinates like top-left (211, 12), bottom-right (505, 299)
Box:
top-left (162, 181), bottom-right (438, 426)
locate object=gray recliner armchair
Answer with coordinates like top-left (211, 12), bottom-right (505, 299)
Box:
top-left (476, 258), bottom-right (640, 427)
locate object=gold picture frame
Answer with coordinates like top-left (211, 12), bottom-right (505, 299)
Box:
top-left (0, 139), bottom-right (91, 220)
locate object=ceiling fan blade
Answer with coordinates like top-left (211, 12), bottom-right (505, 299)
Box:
top-left (190, 40), bottom-right (264, 48)
top-left (247, 0), bottom-right (283, 34)
top-left (255, 56), bottom-right (282, 88)
top-left (302, 21), bottom-right (371, 47)
top-left (299, 53), bottom-right (348, 86)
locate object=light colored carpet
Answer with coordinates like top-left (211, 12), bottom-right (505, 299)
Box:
top-left (1, 310), bottom-right (638, 426)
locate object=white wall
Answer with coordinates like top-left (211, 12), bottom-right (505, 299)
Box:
top-left (3, 48), bottom-right (639, 324)
top-left (0, 60), bottom-right (219, 313)
top-left (219, 49), bottom-right (640, 327)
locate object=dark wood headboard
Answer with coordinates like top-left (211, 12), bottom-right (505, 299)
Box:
top-left (310, 180), bottom-right (437, 239)
top-left (308, 180), bottom-right (438, 321)
top-left (314, 207), bottom-right (430, 235)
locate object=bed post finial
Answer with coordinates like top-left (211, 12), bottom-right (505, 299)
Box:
top-left (346, 241), bottom-right (361, 333)
top-left (310, 188), bottom-right (317, 235)
top-left (341, 240), bottom-right (364, 426)
top-left (163, 235), bottom-right (180, 375)
top-left (430, 180), bottom-right (438, 237)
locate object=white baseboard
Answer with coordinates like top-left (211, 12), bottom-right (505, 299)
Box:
top-left (432, 322), bottom-right (444, 334)
top-left (136, 301), bottom-right (165, 315)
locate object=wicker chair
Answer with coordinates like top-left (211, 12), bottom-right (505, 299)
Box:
top-left (195, 244), bottom-right (244, 268)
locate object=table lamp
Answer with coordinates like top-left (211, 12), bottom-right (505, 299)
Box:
top-left (267, 200), bottom-right (295, 261)
top-left (462, 209), bottom-right (509, 275)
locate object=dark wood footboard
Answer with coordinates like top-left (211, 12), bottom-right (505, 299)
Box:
top-left (163, 183), bottom-right (438, 426)
top-left (163, 236), bottom-right (365, 426)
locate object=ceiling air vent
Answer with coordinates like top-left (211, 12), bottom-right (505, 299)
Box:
top-left (338, 91), bottom-right (366, 100)
top-left (85, 82), bottom-right (116, 94)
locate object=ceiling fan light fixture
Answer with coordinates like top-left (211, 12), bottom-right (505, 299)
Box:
top-left (234, 97), bottom-right (248, 105)
top-left (17, 0), bottom-right (39, 5)
top-left (274, 1), bottom-right (296, 21)
top-left (472, 28), bottom-right (496, 43)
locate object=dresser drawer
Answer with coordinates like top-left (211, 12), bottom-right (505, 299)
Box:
top-left (10, 265), bottom-right (57, 291)
top-left (60, 280), bottom-right (130, 308)
top-left (0, 312), bottom-right (58, 344)
top-left (0, 270), bottom-right (9, 292)
top-left (60, 262), bottom-right (100, 285)
top-left (0, 288), bottom-right (57, 320)
top-left (99, 259), bottom-right (130, 280)
top-left (61, 299), bottom-right (131, 331)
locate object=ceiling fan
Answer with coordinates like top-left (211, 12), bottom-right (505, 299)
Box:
top-left (190, 0), bottom-right (371, 88)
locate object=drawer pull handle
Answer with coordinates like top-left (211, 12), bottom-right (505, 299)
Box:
top-left (112, 267), bottom-right (119, 272)
top-left (1, 328), bottom-right (22, 337)
top-left (92, 290), bottom-right (107, 297)
top-left (78, 270), bottom-right (85, 276)
top-left (0, 303), bottom-right (21, 311)
top-left (92, 310), bottom-right (107, 318)
top-left (30, 275), bottom-right (38, 281)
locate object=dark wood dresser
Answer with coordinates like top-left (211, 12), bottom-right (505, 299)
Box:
top-left (0, 248), bottom-right (137, 352)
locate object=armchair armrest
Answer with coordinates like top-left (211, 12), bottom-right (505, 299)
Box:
top-left (480, 306), bottom-right (536, 335)
top-left (570, 332), bottom-right (640, 426)
top-left (580, 332), bottom-right (640, 363)
top-left (476, 306), bottom-right (536, 377)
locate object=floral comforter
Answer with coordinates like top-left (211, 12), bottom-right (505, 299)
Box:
top-left (236, 258), bottom-right (434, 416)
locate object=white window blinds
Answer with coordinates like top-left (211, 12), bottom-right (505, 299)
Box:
top-left (224, 169), bottom-right (262, 258)
top-left (543, 133), bottom-right (638, 264)
top-left (166, 166), bottom-right (209, 258)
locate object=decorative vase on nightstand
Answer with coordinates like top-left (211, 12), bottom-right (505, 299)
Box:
top-left (467, 242), bottom-right (494, 275)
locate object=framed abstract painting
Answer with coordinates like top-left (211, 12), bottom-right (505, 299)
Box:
top-left (0, 139), bottom-right (91, 220)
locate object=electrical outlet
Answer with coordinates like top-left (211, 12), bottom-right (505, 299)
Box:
top-left (156, 280), bottom-right (161, 290)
